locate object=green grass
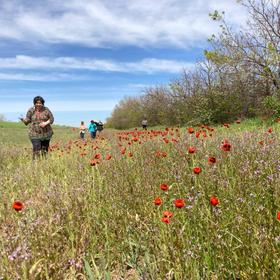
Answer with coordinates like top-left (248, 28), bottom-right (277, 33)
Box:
top-left (0, 121), bottom-right (76, 147)
top-left (1, 119), bottom-right (280, 279)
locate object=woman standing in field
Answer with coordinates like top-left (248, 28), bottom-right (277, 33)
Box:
top-left (79, 121), bottom-right (86, 139)
top-left (20, 96), bottom-right (54, 159)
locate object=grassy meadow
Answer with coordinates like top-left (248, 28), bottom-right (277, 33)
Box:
top-left (1, 119), bottom-right (280, 279)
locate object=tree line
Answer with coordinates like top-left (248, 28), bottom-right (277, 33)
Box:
top-left (106, 0), bottom-right (280, 129)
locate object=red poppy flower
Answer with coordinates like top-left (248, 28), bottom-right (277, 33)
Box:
top-left (277, 211), bottom-right (280, 221)
top-left (160, 183), bottom-right (169, 191)
top-left (188, 147), bottom-right (196, 154)
top-left (105, 154), bottom-right (112, 160)
top-left (208, 157), bottom-right (216, 164)
top-left (221, 140), bottom-right (231, 151)
top-left (236, 119), bottom-right (241, 124)
top-left (155, 150), bottom-right (161, 157)
top-left (258, 141), bottom-right (264, 145)
top-left (210, 196), bottom-right (219, 206)
top-left (163, 138), bottom-right (169, 144)
top-left (188, 127), bottom-right (194, 134)
top-left (193, 167), bottom-right (202, 174)
top-left (174, 199), bottom-right (185, 208)
top-left (94, 153), bottom-right (101, 159)
top-left (163, 210), bottom-right (173, 218)
top-left (12, 201), bottom-right (24, 211)
top-left (268, 128), bottom-right (273, 133)
top-left (223, 123), bottom-right (230, 128)
top-left (154, 197), bottom-right (162, 206)
top-left (161, 217), bottom-right (170, 224)
top-left (162, 152), bottom-right (167, 157)
top-left (90, 159), bottom-right (99, 166)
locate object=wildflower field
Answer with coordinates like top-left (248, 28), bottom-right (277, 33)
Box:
top-left (1, 119), bottom-right (280, 279)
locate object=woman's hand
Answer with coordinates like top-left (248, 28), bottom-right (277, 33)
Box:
top-left (39, 121), bottom-right (49, 128)
top-left (19, 117), bottom-right (26, 124)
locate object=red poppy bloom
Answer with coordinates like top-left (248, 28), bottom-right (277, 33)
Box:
top-left (90, 159), bottom-right (99, 166)
top-left (163, 138), bottom-right (169, 144)
top-left (128, 152), bottom-right (133, 157)
top-left (188, 127), bottom-right (194, 134)
top-left (163, 210), bottom-right (173, 218)
top-left (161, 217), bottom-right (170, 224)
top-left (155, 150), bottom-right (161, 157)
top-left (208, 157), bottom-right (216, 164)
top-left (161, 152), bottom-right (167, 157)
top-left (258, 141), bottom-right (264, 145)
top-left (188, 147), bottom-right (196, 154)
top-left (277, 211), bottom-right (280, 221)
top-left (154, 197), bottom-right (162, 206)
top-left (268, 128), bottom-right (273, 133)
top-left (105, 154), bottom-right (112, 160)
top-left (193, 167), bottom-right (202, 174)
top-left (174, 199), bottom-right (185, 208)
top-left (236, 119), bottom-right (241, 124)
top-left (94, 153), bottom-right (101, 159)
top-left (12, 201), bottom-right (24, 211)
top-left (210, 196), bottom-right (219, 206)
top-left (223, 123), bottom-right (230, 128)
top-left (160, 183), bottom-right (169, 191)
top-left (221, 140), bottom-right (231, 152)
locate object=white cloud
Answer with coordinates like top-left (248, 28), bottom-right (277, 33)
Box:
top-left (49, 100), bottom-right (118, 112)
top-left (0, 56), bottom-right (195, 77)
top-left (0, 99), bottom-right (118, 113)
top-left (0, 0), bottom-right (247, 48)
top-left (0, 72), bottom-right (90, 81)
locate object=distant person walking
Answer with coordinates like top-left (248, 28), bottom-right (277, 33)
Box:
top-left (79, 121), bottom-right (86, 139)
top-left (88, 120), bottom-right (97, 139)
top-left (142, 118), bottom-right (148, 130)
top-left (20, 96), bottom-right (54, 159)
top-left (96, 120), bottom-right (104, 133)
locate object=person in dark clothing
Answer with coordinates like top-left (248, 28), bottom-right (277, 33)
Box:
top-left (142, 118), bottom-right (148, 130)
top-left (96, 120), bottom-right (104, 133)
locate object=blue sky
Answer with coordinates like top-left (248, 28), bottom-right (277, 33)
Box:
top-left (0, 0), bottom-right (246, 127)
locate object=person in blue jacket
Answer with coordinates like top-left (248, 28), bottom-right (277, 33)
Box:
top-left (88, 120), bottom-right (97, 139)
